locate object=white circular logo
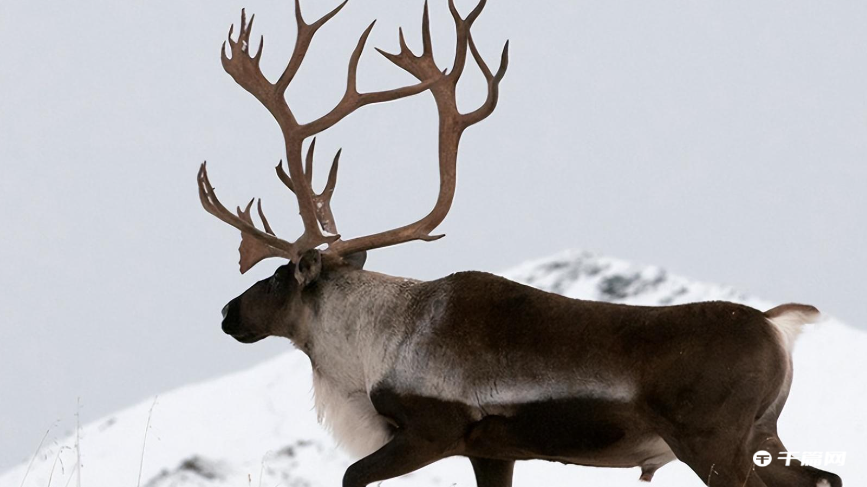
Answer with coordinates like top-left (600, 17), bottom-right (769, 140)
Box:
top-left (753, 450), bottom-right (773, 467)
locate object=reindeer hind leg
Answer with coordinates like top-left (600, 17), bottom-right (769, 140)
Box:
top-left (657, 423), bottom-right (768, 487)
top-left (469, 457), bottom-right (515, 487)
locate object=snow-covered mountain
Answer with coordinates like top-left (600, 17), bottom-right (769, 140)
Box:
top-left (3, 250), bottom-right (864, 487)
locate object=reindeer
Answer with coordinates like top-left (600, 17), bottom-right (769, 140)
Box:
top-left (198, 1), bottom-right (842, 486)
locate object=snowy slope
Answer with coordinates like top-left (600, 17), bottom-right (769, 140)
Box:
top-left (3, 250), bottom-right (864, 487)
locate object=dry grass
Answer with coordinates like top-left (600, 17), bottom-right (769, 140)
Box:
top-left (136, 397), bottom-right (159, 487)
top-left (18, 427), bottom-right (51, 487)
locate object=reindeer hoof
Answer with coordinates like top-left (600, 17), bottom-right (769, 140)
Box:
top-left (639, 466), bottom-right (656, 482)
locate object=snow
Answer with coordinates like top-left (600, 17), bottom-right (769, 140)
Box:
top-left (2, 249), bottom-right (863, 487)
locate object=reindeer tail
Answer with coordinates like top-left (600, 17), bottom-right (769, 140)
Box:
top-left (764, 303), bottom-right (822, 354)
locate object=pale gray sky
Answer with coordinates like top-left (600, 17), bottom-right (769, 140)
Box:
top-left (1, 0), bottom-right (865, 471)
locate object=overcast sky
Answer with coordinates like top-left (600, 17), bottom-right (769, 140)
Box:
top-left (1, 0), bottom-right (865, 471)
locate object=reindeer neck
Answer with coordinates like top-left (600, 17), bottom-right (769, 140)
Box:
top-left (305, 268), bottom-right (420, 381)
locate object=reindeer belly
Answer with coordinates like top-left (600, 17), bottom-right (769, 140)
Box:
top-left (372, 381), bottom-right (675, 474)
top-left (464, 396), bottom-right (675, 472)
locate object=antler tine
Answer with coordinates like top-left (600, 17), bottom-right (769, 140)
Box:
top-left (305, 138), bottom-right (316, 184)
top-left (317, 149), bottom-right (341, 235)
top-left (347, 22), bottom-right (378, 97)
top-left (421, 1), bottom-right (433, 57)
top-left (324, 149), bottom-right (340, 197)
top-left (328, 0), bottom-right (507, 257)
top-left (275, 160), bottom-right (295, 194)
top-left (398, 28), bottom-right (414, 58)
top-left (276, 0), bottom-right (350, 94)
top-left (253, 199), bottom-right (275, 235)
top-left (445, 0), bottom-right (487, 87)
top-left (463, 34), bottom-right (509, 126)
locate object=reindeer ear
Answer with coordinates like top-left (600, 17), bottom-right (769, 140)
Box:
top-left (343, 251), bottom-right (367, 270)
top-left (294, 249), bottom-right (322, 288)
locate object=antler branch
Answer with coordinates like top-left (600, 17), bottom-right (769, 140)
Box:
top-left (275, 0), bottom-right (349, 95)
top-left (298, 22), bottom-right (444, 137)
top-left (199, 162), bottom-right (304, 272)
top-left (328, 0), bottom-right (508, 256)
top-left (275, 139), bottom-right (341, 235)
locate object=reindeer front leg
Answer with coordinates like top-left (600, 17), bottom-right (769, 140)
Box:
top-left (342, 431), bottom-right (454, 487)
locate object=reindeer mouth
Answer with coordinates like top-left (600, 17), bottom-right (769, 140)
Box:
top-left (231, 333), bottom-right (266, 344)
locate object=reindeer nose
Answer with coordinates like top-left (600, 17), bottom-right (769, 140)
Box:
top-left (222, 303), bottom-right (230, 319)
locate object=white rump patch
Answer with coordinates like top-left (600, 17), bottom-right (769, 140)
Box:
top-left (816, 479), bottom-right (832, 487)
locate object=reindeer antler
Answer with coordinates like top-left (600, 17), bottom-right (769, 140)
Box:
top-left (200, 0), bottom-right (507, 271)
top-left (327, 0), bottom-right (508, 256)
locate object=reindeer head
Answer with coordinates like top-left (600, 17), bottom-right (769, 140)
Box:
top-left (220, 261), bottom-right (302, 344)
top-left (201, 0), bottom-right (507, 344)
top-left (220, 250), bottom-right (332, 344)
